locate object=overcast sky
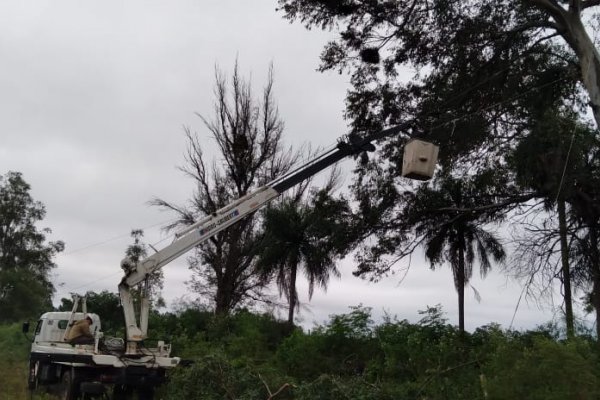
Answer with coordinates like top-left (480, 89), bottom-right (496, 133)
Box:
top-left (0, 1), bottom-right (582, 332)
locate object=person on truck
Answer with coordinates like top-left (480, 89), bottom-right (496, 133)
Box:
top-left (66, 315), bottom-right (95, 345)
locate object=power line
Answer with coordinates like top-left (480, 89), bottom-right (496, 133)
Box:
top-left (62, 218), bottom-right (178, 256)
top-left (65, 272), bottom-right (123, 293)
top-left (555, 126), bottom-right (577, 203)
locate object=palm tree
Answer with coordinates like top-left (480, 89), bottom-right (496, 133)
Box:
top-left (411, 176), bottom-right (506, 333)
top-left (258, 190), bottom-right (349, 326)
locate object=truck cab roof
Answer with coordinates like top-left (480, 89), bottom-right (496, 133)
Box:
top-left (39, 311), bottom-right (98, 320)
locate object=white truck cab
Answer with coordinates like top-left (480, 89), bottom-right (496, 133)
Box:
top-left (32, 312), bottom-right (101, 344)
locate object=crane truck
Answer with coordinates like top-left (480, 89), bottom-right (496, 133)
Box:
top-left (23, 127), bottom-right (438, 399)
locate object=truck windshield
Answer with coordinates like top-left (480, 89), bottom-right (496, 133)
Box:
top-left (33, 320), bottom-right (42, 340)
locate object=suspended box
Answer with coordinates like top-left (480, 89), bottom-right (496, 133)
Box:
top-left (402, 139), bottom-right (439, 181)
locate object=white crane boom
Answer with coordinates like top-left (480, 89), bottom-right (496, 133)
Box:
top-left (118, 125), bottom-right (438, 354)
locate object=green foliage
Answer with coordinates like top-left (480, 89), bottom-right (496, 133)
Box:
top-left (258, 186), bottom-right (351, 325)
top-left (486, 337), bottom-right (600, 399)
top-left (276, 305), bottom-right (378, 380)
top-left (273, 306), bottom-right (600, 400)
top-left (0, 323), bottom-right (31, 362)
top-left (323, 304), bottom-right (373, 339)
top-left (146, 308), bottom-right (291, 362)
top-left (276, 330), bottom-right (327, 380)
top-left (292, 375), bottom-right (393, 400)
top-left (0, 324), bottom-right (34, 399)
top-left (3, 306), bottom-right (600, 399)
top-left (223, 310), bottom-right (291, 361)
top-left (0, 171), bottom-right (64, 323)
top-left (164, 353), bottom-right (268, 400)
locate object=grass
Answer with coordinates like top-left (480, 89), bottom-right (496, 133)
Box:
top-left (0, 324), bottom-right (30, 399)
top-left (0, 360), bottom-right (28, 400)
top-left (0, 324), bottom-right (59, 400)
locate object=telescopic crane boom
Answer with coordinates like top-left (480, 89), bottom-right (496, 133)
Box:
top-left (118, 125), bottom-right (438, 354)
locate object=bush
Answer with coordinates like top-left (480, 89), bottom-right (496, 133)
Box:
top-left (276, 306), bottom-right (379, 380)
top-left (276, 330), bottom-right (329, 380)
top-left (293, 375), bottom-right (393, 400)
top-left (4, 305), bottom-right (600, 400)
top-left (486, 337), bottom-right (600, 400)
top-left (0, 324), bottom-right (31, 399)
top-left (163, 353), bottom-right (268, 400)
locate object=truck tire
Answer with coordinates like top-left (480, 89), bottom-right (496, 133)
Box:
top-left (58, 370), bottom-right (78, 400)
top-left (80, 381), bottom-right (107, 396)
top-left (137, 387), bottom-right (155, 400)
top-left (27, 360), bottom-right (38, 390)
top-left (113, 384), bottom-right (132, 400)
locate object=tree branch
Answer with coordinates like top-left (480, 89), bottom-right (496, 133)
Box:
top-left (508, 20), bottom-right (563, 33)
top-left (435, 193), bottom-right (538, 214)
top-left (582, 0), bottom-right (600, 8)
top-left (528, 0), bottom-right (568, 25)
top-left (257, 373), bottom-right (293, 400)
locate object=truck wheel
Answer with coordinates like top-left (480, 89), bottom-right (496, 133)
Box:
top-left (27, 360), bottom-right (38, 390)
top-left (58, 370), bottom-right (77, 400)
top-left (137, 387), bottom-right (155, 400)
top-left (113, 384), bottom-right (132, 400)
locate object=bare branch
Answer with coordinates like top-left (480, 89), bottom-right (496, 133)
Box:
top-left (508, 20), bottom-right (563, 33)
top-left (435, 193), bottom-right (538, 214)
top-left (257, 373), bottom-right (293, 400)
top-left (582, 0), bottom-right (600, 8)
top-left (528, 0), bottom-right (569, 26)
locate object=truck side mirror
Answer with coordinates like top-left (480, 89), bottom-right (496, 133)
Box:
top-left (22, 321), bottom-right (30, 334)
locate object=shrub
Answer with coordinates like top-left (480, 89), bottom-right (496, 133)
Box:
top-left (486, 337), bottom-right (600, 400)
top-left (163, 353), bottom-right (268, 400)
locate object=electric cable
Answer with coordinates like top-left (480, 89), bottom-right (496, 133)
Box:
top-left (65, 272), bottom-right (123, 293)
top-left (63, 218), bottom-right (179, 255)
top-left (555, 126), bottom-right (577, 203)
top-left (59, 218), bottom-right (180, 292)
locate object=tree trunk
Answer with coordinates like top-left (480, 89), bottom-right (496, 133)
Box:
top-left (557, 199), bottom-right (574, 339)
top-left (214, 288), bottom-right (230, 315)
top-left (588, 226), bottom-right (600, 340)
top-left (288, 264), bottom-right (298, 326)
top-left (457, 238), bottom-right (466, 334)
top-left (562, 12), bottom-right (600, 128)
top-left (214, 272), bottom-right (235, 315)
